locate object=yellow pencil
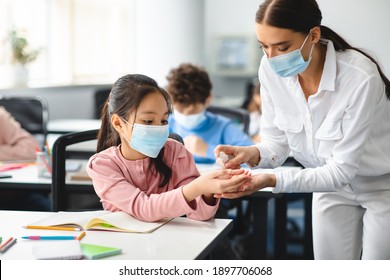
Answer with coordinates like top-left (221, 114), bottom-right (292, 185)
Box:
top-left (25, 225), bottom-right (81, 231)
top-left (76, 231), bottom-right (86, 241)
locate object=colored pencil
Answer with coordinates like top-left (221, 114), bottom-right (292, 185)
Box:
top-left (0, 238), bottom-right (17, 253)
top-left (22, 236), bottom-right (77, 240)
top-left (25, 225), bottom-right (81, 231)
top-left (0, 237), bottom-right (13, 251)
top-left (76, 231), bottom-right (86, 241)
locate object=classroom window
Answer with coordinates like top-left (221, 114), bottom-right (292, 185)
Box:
top-left (0, 0), bottom-right (135, 86)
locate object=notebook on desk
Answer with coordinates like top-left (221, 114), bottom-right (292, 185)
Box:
top-left (26, 210), bottom-right (171, 233)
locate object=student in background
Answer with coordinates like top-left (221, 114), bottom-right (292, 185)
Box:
top-left (215, 0), bottom-right (390, 259)
top-left (86, 74), bottom-right (251, 222)
top-left (166, 63), bottom-right (253, 164)
top-left (0, 106), bottom-right (50, 211)
top-left (241, 79), bottom-right (262, 143)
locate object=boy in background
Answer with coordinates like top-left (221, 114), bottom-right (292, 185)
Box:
top-left (166, 63), bottom-right (253, 164)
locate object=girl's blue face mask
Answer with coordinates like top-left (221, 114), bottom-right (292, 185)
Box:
top-left (121, 119), bottom-right (169, 158)
top-left (266, 34), bottom-right (314, 78)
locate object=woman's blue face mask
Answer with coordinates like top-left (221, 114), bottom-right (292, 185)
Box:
top-left (266, 33), bottom-right (314, 78)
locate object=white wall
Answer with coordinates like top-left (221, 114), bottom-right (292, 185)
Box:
top-left (317, 0), bottom-right (390, 76)
top-left (134, 0), bottom-right (204, 86)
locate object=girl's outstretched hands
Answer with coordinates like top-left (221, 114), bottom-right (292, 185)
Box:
top-left (182, 168), bottom-right (252, 203)
top-left (214, 173), bottom-right (276, 199)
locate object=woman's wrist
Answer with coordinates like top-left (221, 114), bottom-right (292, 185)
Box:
top-left (268, 174), bottom-right (276, 188)
top-left (247, 146), bottom-right (261, 167)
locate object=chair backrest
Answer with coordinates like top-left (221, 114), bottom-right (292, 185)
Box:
top-left (94, 88), bottom-right (111, 119)
top-left (0, 96), bottom-right (49, 150)
top-left (51, 129), bottom-right (99, 211)
top-left (207, 105), bottom-right (250, 134)
top-left (168, 131), bottom-right (184, 145)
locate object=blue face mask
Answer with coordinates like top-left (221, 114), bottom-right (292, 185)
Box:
top-left (266, 34), bottom-right (314, 78)
top-left (122, 119), bottom-right (169, 158)
top-left (174, 110), bottom-right (206, 130)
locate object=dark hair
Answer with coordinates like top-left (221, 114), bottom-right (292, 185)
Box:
top-left (97, 74), bottom-right (173, 188)
top-left (256, 0), bottom-right (390, 99)
top-left (166, 63), bottom-right (212, 105)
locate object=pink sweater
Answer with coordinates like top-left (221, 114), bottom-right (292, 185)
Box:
top-left (0, 107), bottom-right (38, 161)
top-left (86, 139), bottom-right (219, 222)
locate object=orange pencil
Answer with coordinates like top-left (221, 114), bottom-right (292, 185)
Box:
top-left (76, 231), bottom-right (86, 241)
top-left (25, 225), bottom-right (81, 231)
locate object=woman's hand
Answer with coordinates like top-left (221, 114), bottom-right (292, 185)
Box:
top-left (214, 173), bottom-right (276, 199)
top-left (214, 145), bottom-right (260, 169)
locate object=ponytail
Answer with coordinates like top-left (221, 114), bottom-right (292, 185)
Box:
top-left (321, 25), bottom-right (390, 99)
top-left (97, 101), bottom-right (120, 152)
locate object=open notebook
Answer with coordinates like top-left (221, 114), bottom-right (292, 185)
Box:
top-left (26, 210), bottom-right (171, 233)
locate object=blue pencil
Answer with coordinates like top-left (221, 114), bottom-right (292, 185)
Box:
top-left (22, 236), bottom-right (77, 240)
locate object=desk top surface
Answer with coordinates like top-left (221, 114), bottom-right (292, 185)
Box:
top-left (0, 210), bottom-right (232, 260)
top-left (0, 161), bottom-right (92, 191)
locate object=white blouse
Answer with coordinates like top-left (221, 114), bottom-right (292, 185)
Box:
top-left (256, 40), bottom-right (390, 193)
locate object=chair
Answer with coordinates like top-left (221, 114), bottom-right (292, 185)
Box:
top-left (94, 88), bottom-right (111, 119)
top-left (51, 129), bottom-right (185, 212)
top-left (0, 96), bottom-right (49, 150)
top-left (51, 129), bottom-right (99, 212)
top-left (168, 131), bottom-right (184, 145)
top-left (207, 105), bottom-right (250, 134)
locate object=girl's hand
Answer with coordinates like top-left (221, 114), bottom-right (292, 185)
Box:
top-left (182, 169), bottom-right (252, 203)
top-left (214, 173), bottom-right (276, 199)
top-left (199, 168), bottom-right (252, 194)
top-left (214, 145), bottom-right (260, 169)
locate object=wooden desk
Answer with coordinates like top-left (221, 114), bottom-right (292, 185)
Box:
top-left (0, 210), bottom-right (232, 260)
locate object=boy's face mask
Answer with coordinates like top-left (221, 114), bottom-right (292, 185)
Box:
top-left (174, 110), bottom-right (206, 130)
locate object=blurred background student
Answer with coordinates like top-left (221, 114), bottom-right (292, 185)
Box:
top-left (0, 106), bottom-right (50, 211)
top-left (166, 62), bottom-right (253, 164)
top-left (241, 79), bottom-right (262, 143)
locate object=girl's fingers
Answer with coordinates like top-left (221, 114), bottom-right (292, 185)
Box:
top-left (218, 175), bottom-right (252, 192)
top-left (212, 168), bottom-right (246, 179)
top-left (214, 189), bottom-right (254, 199)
